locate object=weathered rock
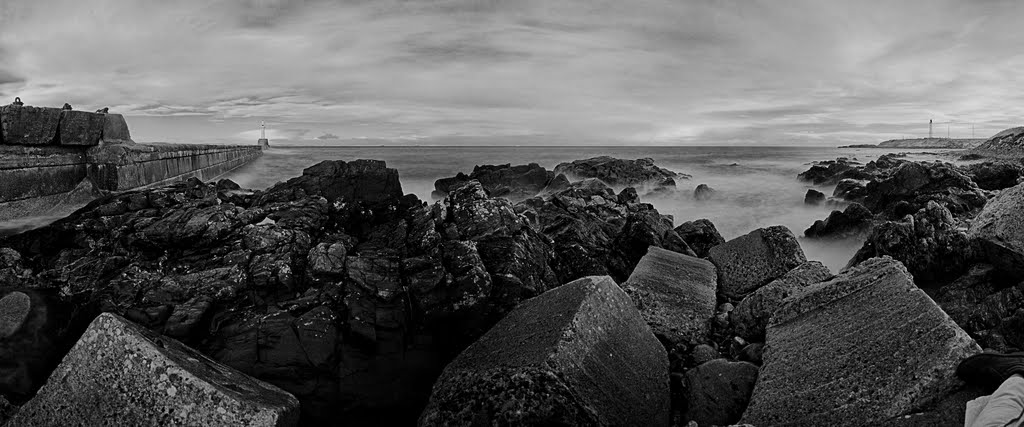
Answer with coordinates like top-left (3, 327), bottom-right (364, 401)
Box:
top-left (58, 110), bottom-right (105, 146)
top-left (833, 178), bottom-right (869, 201)
top-left (418, 276), bottom-right (670, 426)
top-left (689, 344), bottom-right (720, 366)
top-left (864, 160), bottom-right (985, 219)
top-left (971, 126), bottom-right (1024, 157)
top-left (101, 113), bottom-right (133, 143)
top-left (623, 247), bottom-right (717, 348)
top-left (684, 360), bottom-right (759, 427)
top-left (553, 156), bottom-right (687, 190)
top-left (674, 218), bottom-right (725, 258)
top-left (852, 201), bottom-right (973, 287)
top-left (432, 163), bottom-right (555, 201)
top-left (970, 182), bottom-right (1024, 277)
top-left (517, 179), bottom-right (691, 283)
top-left (797, 158), bottom-right (870, 185)
top-left (694, 184), bottom-right (715, 200)
top-left (731, 261), bottom-right (833, 341)
top-left (932, 264), bottom-right (1024, 351)
top-left (740, 258), bottom-right (980, 426)
top-left (804, 189), bottom-right (825, 205)
top-left (259, 159), bottom-right (403, 205)
top-left (804, 202), bottom-right (873, 239)
top-left (961, 161), bottom-right (1024, 191)
top-left (11, 313), bottom-right (299, 426)
top-left (708, 225), bottom-right (806, 300)
top-left (0, 105), bottom-right (61, 146)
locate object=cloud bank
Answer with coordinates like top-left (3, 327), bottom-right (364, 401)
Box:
top-left (0, 0), bottom-right (1021, 145)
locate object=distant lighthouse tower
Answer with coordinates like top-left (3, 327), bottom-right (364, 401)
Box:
top-left (257, 121), bottom-right (270, 149)
top-left (929, 119), bottom-right (933, 139)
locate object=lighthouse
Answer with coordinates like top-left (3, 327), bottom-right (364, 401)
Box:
top-left (257, 121), bottom-right (270, 149)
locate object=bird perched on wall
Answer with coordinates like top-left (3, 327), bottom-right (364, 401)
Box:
top-left (95, 107), bottom-right (109, 114)
top-left (62, 103), bottom-right (72, 110)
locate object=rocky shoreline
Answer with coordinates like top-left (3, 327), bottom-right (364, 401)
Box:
top-left (0, 137), bottom-right (1023, 425)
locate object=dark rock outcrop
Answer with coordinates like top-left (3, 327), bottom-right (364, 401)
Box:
top-left (797, 158), bottom-right (868, 185)
top-left (11, 313), bottom-right (300, 426)
top-left (674, 219), bottom-right (725, 258)
top-left (418, 276), bottom-right (670, 427)
top-left (833, 178), bottom-right (869, 201)
top-left (684, 359), bottom-right (759, 427)
top-left (731, 261), bottom-right (833, 341)
top-left (971, 126), bottom-right (1024, 157)
top-left (623, 247), bottom-right (717, 349)
top-left (708, 226), bottom-right (806, 300)
top-left (0, 160), bottom-right (563, 425)
top-left (804, 189), bottom-right (825, 205)
top-left (961, 161), bottom-right (1024, 191)
top-left (553, 156), bottom-right (687, 190)
top-left (933, 264), bottom-right (1024, 352)
top-left (862, 160), bottom-right (985, 219)
top-left (970, 182), bottom-right (1024, 277)
top-left (804, 202), bottom-right (873, 239)
top-left (516, 179), bottom-right (693, 283)
top-left (741, 257), bottom-right (980, 426)
top-left (431, 163), bottom-right (556, 201)
top-left (850, 201), bottom-right (973, 287)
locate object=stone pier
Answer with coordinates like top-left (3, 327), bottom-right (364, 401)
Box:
top-left (0, 103), bottom-right (262, 222)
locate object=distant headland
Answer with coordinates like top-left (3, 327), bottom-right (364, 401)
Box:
top-left (840, 137), bottom-right (985, 149)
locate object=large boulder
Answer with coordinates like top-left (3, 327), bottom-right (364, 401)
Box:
top-left (258, 159), bottom-right (403, 205)
top-left (516, 179), bottom-right (692, 283)
top-left (797, 158), bottom-right (871, 185)
top-left (553, 156), bottom-right (686, 191)
top-left (863, 160), bottom-right (985, 219)
top-left (674, 219), bottom-right (725, 258)
top-left (804, 189), bottom-right (825, 205)
top-left (0, 105), bottom-right (61, 146)
top-left (804, 202), bottom-right (873, 239)
top-left (623, 247), bottom-right (717, 348)
top-left (58, 110), bottom-right (105, 146)
top-left (708, 225), bottom-right (806, 300)
top-left (740, 258), bottom-right (980, 426)
top-left (10, 313), bottom-right (299, 426)
top-left (852, 201), bottom-right (973, 287)
top-left (418, 276), bottom-right (670, 426)
top-left (961, 161), bottom-right (1024, 191)
top-left (731, 261), bottom-right (833, 341)
top-left (684, 359), bottom-right (760, 426)
top-left (970, 182), bottom-right (1024, 277)
top-left (432, 163), bottom-right (556, 201)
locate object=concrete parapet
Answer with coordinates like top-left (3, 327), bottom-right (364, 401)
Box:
top-left (86, 143), bottom-right (263, 191)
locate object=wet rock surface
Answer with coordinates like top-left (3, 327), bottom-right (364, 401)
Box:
top-left (961, 161), bottom-right (1024, 191)
top-left (431, 163), bottom-right (557, 201)
top-left (804, 202), bottom-right (873, 239)
top-left (674, 218), bottom-right (725, 258)
top-left (11, 312), bottom-right (300, 426)
top-left (418, 276), bottom-right (669, 427)
top-left (741, 257), bottom-right (980, 426)
top-left (708, 225), bottom-right (806, 300)
top-left (804, 188), bottom-right (825, 205)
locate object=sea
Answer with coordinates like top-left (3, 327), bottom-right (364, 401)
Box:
top-left (212, 145), bottom-right (963, 273)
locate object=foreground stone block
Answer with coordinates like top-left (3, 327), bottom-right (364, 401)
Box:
top-left (0, 105), bottom-right (61, 145)
top-left (59, 110), bottom-right (105, 146)
top-left (740, 258), bottom-right (980, 426)
top-left (624, 246), bottom-right (716, 347)
top-left (708, 225), bottom-right (806, 299)
top-left (10, 312), bottom-right (299, 426)
top-left (970, 182), bottom-right (1024, 276)
top-left (731, 261), bottom-right (833, 341)
top-left (419, 276), bottom-right (669, 426)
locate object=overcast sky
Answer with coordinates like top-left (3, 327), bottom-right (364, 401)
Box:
top-left (0, 0), bottom-right (1021, 146)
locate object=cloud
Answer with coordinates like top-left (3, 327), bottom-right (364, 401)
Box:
top-left (0, 0), bottom-right (1022, 145)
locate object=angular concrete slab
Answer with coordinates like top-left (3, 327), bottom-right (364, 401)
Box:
top-left (59, 110), bottom-right (105, 146)
top-left (624, 246), bottom-right (716, 346)
top-left (419, 276), bottom-right (669, 426)
top-left (740, 257), bottom-right (980, 426)
top-left (10, 312), bottom-right (299, 426)
top-left (0, 105), bottom-right (61, 146)
top-left (969, 182), bottom-right (1024, 276)
top-left (708, 225), bottom-right (806, 299)
top-left (731, 261), bottom-right (833, 341)
top-left (101, 113), bottom-right (133, 143)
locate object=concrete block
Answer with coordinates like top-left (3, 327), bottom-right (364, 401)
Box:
top-left (419, 276), bottom-right (669, 426)
top-left (740, 257), bottom-right (980, 426)
top-left (101, 113), bottom-right (133, 143)
top-left (623, 246), bottom-right (716, 346)
top-left (969, 182), bottom-right (1024, 276)
top-left (708, 225), bottom-right (806, 299)
top-left (10, 312), bottom-right (300, 426)
top-left (0, 105), bottom-right (61, 146)
top-left (59, 110), bottom-right (104, 146)
top-left (732, 261), bottom-right (833, 341)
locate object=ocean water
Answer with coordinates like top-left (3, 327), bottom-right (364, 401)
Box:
top-left (219, 146), bottom-right (961, 272)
